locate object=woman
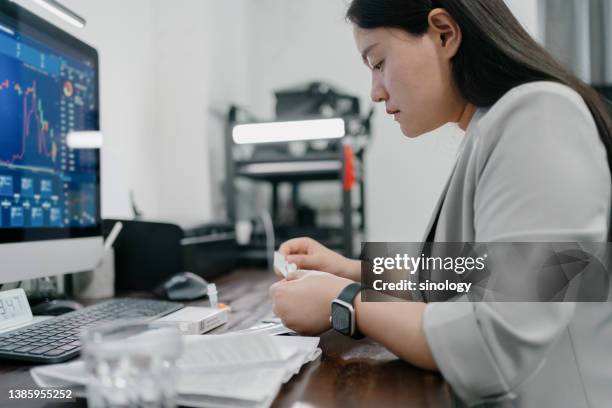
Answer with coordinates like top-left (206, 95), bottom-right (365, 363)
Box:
top-left (270, 0), bottom-right (612, 406)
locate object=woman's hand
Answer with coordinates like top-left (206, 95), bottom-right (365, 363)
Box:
top-left (269, 270), bottom-right (354, 336)
top-left (277, 237), bottom-right (361, 281)
top-left (270, 269), bottom-right (437, 370)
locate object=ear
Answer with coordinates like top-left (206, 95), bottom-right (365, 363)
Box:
top-left (427, 8), bottom-right (462, 59)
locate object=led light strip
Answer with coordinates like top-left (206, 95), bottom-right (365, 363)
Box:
top-left (12, 0), bottom-right (86, 28)
top-left (233, 118), bottom-right (345, 144)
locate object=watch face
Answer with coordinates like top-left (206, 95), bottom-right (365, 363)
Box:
top-left (331, 302), bottom-right (351, 335)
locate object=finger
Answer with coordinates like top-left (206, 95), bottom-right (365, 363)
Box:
top-left (285, 253), bottom-right (321, 270)
top-left (269, 279), bottom-right (286, 296)
top-left (278, 237), bottom-right (312, 256)
top-left (286, 268), bottom-right (308, 281)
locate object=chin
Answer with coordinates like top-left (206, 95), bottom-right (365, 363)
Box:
top-left (399, 120), bottom-right (440, 138)
top-left (399, 123), bottom-right (423, 138)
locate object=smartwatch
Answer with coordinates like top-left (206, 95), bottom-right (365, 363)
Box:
top-left (330, 282), bottom-right (364, 339)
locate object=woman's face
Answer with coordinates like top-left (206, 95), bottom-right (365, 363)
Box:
top-left (353, 25), bottom-right (464, 137)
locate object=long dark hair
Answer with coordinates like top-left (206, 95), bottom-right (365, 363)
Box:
top-left (347, 0), bottom-right (612, 177)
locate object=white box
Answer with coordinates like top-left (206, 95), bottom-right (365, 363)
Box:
top-left (152, 306), bottom-right (229, 335)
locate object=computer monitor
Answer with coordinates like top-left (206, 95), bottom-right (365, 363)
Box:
top-left (0, 0), bottom-right (102, 283)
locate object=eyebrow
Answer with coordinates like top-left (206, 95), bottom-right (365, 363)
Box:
top-left (360, 42), bottom-right (379, 65)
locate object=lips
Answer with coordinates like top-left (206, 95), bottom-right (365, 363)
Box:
top-left (386, 109), bottom-right (400, 121)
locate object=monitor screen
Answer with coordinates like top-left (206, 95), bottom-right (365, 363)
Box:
top-left (0, 1), bottom-right (100, 244)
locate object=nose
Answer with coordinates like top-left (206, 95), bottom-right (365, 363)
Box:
top-left (370, 74), bottom-right (388, 103)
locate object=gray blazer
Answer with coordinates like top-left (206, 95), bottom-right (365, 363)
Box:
top-left (420, 82), bottom-right (612, 407)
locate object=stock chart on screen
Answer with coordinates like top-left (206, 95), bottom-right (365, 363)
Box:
top-left (0, 23), bottom-right (98, 229)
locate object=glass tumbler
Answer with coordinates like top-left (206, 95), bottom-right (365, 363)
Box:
top-left (81, 321), bottom-right (182, 408)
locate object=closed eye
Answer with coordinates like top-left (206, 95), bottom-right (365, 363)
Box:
top-left (371, 60), bottom-right (384, 72)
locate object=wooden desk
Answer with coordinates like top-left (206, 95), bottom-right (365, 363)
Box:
top-left (0, 269), bottom-right (451, 408)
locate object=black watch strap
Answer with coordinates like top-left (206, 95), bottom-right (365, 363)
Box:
top-left (338, 282), bottom-right (363, 304)
top-left (337, 282), bottom-right (364, 339)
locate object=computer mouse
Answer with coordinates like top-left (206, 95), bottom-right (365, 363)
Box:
top-left (30, 300), bottom-right (84, 316)
top-left (156, 271), bottom-right (209, 301)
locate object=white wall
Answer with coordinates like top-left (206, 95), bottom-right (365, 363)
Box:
top-left (150, 0), bottom-right (249, 225)
top-left (505, 0), bottom-right (541, 42)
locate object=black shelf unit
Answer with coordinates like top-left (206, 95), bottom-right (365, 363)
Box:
top-left (224, 106), bottom-right (369, 259)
